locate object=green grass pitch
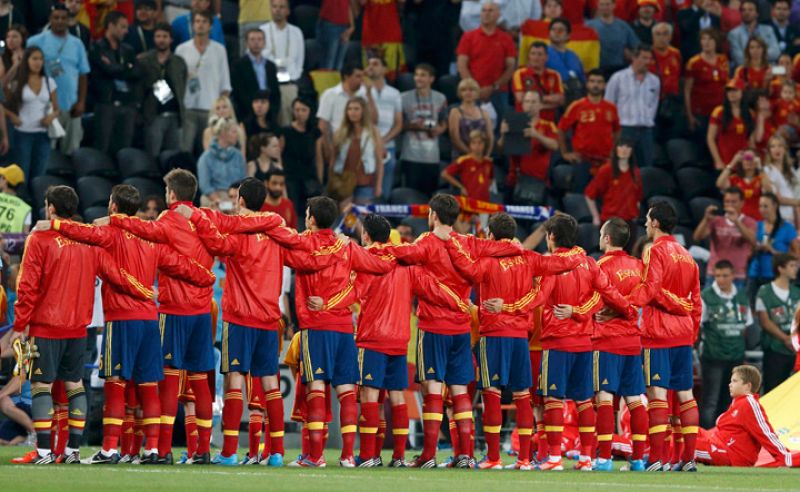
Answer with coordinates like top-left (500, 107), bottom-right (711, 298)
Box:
top-left (1, 447), bottom-right (799, 491)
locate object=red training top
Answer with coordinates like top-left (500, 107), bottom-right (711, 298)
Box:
top-left (592, 250), bottom-right (644, 355)
top-left (584, 163), bottom-right (643, 222)
top-left (649, 46), bottom-right (682, 98)
top-left (456, 27), bottom-right (517, 91)
top-left (710, 105), bottom-right (751, 166)
top-left (511, 67), bottom-right (564, 121)
top-left (685, 54), bottom-right (729, 116)
top-left (445, 155), bottom-right (494, 202)
top-left (558, 97), bottom-right (620, 163)
top-left (261, 197), bottom-right (298, 230)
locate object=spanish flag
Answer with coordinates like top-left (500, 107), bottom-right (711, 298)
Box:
top-left (518, 19), bottom-right (600, 73)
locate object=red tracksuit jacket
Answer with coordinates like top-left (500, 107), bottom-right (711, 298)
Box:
top-left (53, 219), bottom-right (215, 321)
top-left (383, 232), bottom-right (520, 335)
top-left (709, 394), bottom-right (793, 467)
top-left (110, 201), bottom-right (214, 316)
top-left (445, 238), bottom-right (580, 338)
top-left (14, 226), bottom-right (154, 338)
top-left (355, 243), bottom-right (469, 356)
top-left (592, 250), bottom-right (644, 355)
top-left (628, 235), bottom-right (702, 349)
top-left (538, 246), bottom-right (636, 352)
top-left (189, 208), bottom-right (289, 330)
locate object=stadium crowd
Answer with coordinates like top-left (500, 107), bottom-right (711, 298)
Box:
top-left (0, 0), bottom-right (797, 473)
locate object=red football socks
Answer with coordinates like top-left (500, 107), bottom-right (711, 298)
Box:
top-left (120, 410), bottom-right (136, 456)
top-left (137, 383), bottom-right (160, 452)
top-left (338, 390), bottom-right (358, 459)
top-left (452, 393), bottom-right (474, 458)
top-left (248, 412), bottom-right (263, 459)
top-left (514, 393), bottom-right (533, 462)
top-left (535, 422), bottom-right (548, 462)
top-left (421, 393), bottom-right (443, 461)
top-left (482, 391), bottom-right (502, 461)
top-left (188, 372), bottom-right (213, 455)
top-left (221, 388), bottom-right (243, 457)
top-left (391, 404), bottom-right (409, 460)
top-left (647, 399), bottom-right (669, 464)
top-left (544, 399), bottom-right (565, 457)
top-left (596, 399), bottom-right (614, 460)
top-left (680, 399), bottom-right (699, 463)
top-left (102, 380), bottom-right (126, 452)
top-left (301, 424), bottom-right (310, 457)
top-left (627, 400), bottom-right (648, 461)
top-left (265, 389), bottom-right (284, 456)
top-left (576, 400), bottom-right (595, 458)
top-left (359, 402), bottom-right (380, 460)
top-left (306, 390), bottom-right (326, 461)
top-left (157, 368), bottom-right (180, 456)
top-left (376, 419), bottom-right (386, 456)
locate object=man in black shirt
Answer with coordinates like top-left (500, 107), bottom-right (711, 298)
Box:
top-left (89, 11), bottom-right (140, 155)
top-left (124, 0), bottom-right (158, 55)
top-left (138, 23), bottom-right (187, 157)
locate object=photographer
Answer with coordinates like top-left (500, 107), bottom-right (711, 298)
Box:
top-left (693, 186), bottom-right (757, 289)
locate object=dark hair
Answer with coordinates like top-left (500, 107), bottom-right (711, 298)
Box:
top-left (163, 169), bottom-right (198, 202)
top-left (550, 17), bottom-right (571, 34)
top-left (7, 47), bottom-right (44, 113)
top-left (362, 213), bottom-right (391, 243)
top-left (632, 235), bottom-right (652, 259)
top-left (602, 217), bottom-right (630, 247)
top-left (699, 27), bottom-right (722, 52)
top-left (611, 138), bottom-right (638, 182)
top-left (530, 41), bottom-right (549, 53)
top-left (772, 253), bottom-right (797, 277)
top-left (774, 0), bottom-right (791, 7)
top-left (713, 259), bottom-right (735, 271)
top-left (724, 186), bottom-right (744, 200)
top-left (740, 0), bottom-right (759, 10)
top-left (415, 63), bottom-right (436, 77)
top-left (2, 24), bottom-right (28, 71)
top-left (252, 89), bottom-right (271, 101)
top-left (307, 196), bottom-right (339, 229)
top-left (249, 132), bottom-right (277, 158)
top-left (111, 184), bottom-right (141, 216)
top-left (140, 194), bottom-right (166, 213)
top-left (429, 194), bottom-right (460, 226)
top-left (648, 200), bottom-right (677, 234)
top-left (265, 168), bottom-right (286, 182)
top-left (488, 213), bottom-right (517, 240)
top-left (104, 10), bottom-right (127, 29)
top-left (366, 51), bottom-right (387, 67)
top-left (45, 185), bottom-right (79, 218)
top-left (544, 214), bottom-right (578, 248)
top-left (137, 0), bottom-right (158, 9)
top-left (153, 22), bottom-right (173, 36)
top-left (760, 191), bottom-right (785, 240)
top-left (50, 4), bottom-right (69, 13)
top-left (633, 44), bottom-right (653, 57)
top-left (586, 68), bottom-right (605, 81)
top-left (340, 61), bottom-right (362, 80)
top-left (246, 27), bottom-right (265, 40)
top-left (192, 9), bottom-right (214, 25)
top-left (238, 177), bottom-right (267, 211)
top-left (721, 84), bottom-right (754, 134)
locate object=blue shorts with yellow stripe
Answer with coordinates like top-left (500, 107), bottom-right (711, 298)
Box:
top-left (475, 336), bottom-right (532, 391)
top-left (593, 351), bottom-right (645, 397)
top-left (358, 348), bottom-right (407, 390)
top-left (160, 312), bottom-right (214, 372)
top-left (300, 329), bottom-right (358, 386)
top-left (415, 330), bottom-right (473, 386)
top-left (100, 320), bottom-right (163, 383)
top-left (220, 322), bottom-right (279, 376)
top-left (643, 346), bottom-right (694, 391)
top-left (538, 349), bottom-right (593, 401)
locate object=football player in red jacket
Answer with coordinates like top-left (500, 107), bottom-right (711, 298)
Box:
top-left (591, 218), bottom-right (648, 471)
top-left (696, 365), bottom-right (795, 468)
top-left (628, 201), bottom-right (702, 472)
top-left (37, 184), bottom-right (215, 465)
top-left (11, 186), bottom-right (154, 465)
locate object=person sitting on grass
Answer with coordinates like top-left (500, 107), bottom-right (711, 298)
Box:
top-left (695, 365), bottom-right (797, 467)
top-left (441, 130), bottom-right (494, 202)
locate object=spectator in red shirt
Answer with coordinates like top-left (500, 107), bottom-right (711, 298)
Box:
top-left (456, 1), bottom-right (517, 125)
top-left (732, 36), bottom-right (771, 92)
top-left (499, 91), bottom-right (559, 186)
top-left (769, 54), bottom-right (794, 99)
top-left (259, 169), bottom-right (298, 229)
top-left (684, 27), bottom-right (729, 135)
top-left (650, 22), bottom-right (683, 139)
top-left (772, 80), bottom-right (800, 142)
top-left (708, 78), bottom-right (754, 169)
top-left (716, 149), bottom-right (767, 219)
top-left (441, 130), bottom-right (494, 202)
top-left (511, 42), bottom-right (564, 120)
top-left (558, 69), bottom-right (621, 191)
top-left (584, 139), bottom-right (643, 226)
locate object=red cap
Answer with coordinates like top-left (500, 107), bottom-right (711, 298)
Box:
top-left (638, 0), bottom-right (661, 10)
top-left (726, 78), bottom-right (746, 91)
